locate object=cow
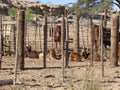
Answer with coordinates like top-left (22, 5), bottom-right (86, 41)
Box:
top-left (86, 52), bottom-right (101, 62)
top-left (81, 49), bottom-right (90, 59)
top-left (93, 24), bottom-right (120, 58)
top-left (93, 25), bottom-right (100, 52)
top-left (39, 48), bottom-right (59, 60)
top-left (54, 25), bottom-right (61, 48)
top-left (92, 25), bottom-right (111, 57)
top-left (24, 46), bottom-right (39, 58)
top-left (46, 48), bottom-right (57, 60)
top-left (92, 24), bottom-right (120, 49)
top-left (69, 51), bottom-right (82, 62)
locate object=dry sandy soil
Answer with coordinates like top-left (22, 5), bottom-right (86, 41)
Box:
top-left (0, 55), bottom-right (120, 90)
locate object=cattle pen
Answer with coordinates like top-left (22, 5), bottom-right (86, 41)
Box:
top-left (0, 1), bottom-right (120, 90)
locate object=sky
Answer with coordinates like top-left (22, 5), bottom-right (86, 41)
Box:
top-left (37, 0), bottom-right (77, 5)
top-left (37, 0), bottom-right (119, 10)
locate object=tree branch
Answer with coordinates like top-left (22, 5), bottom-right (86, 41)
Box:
top-left (111, 1), bottom-right (120, 8)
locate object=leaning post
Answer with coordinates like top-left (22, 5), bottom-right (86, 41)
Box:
top-left (14, 10), bottom-right (25, 85)
top-left (110, 13), bottom-right (119, 67)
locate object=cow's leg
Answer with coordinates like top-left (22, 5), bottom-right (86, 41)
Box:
top-left (56, 42), bottom-right (58, 48)
top-left (54, 41), bottom-right (57, 48)
top-left (59, 41), bottom-right (61, 48)
top-left (95, 42), bottom-right (99, 54)
top-left (103, 45), bottom-right (108, 59)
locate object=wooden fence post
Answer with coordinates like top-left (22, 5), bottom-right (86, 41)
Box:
top-left (103, 9), bottom-right (107, 28)
top-left (65, 10), bottom-right (69, 68)
top-left (38, 20), bottom-right (42, 52)
top-left (43, 16), bottom-right (47, 68)
top-left (17, 10), bottom-right (25, 70)
top-left (73, 15), bottom-right (79, 52)
top-left (110, 13), bottom-right (119, 67)
top-left (90, 18), bottom-right (93, 66)
top-left (61, 14), bottom-right (65, 82)
top-left (0, 13), bottom-right (2, 69)
top-left (100, 16), bottom-right (104, 77)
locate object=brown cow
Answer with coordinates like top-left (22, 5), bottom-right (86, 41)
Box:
top-left (69, 51), bottom-right (82, 62)
top-left (87, 52), bottom-right (101, 62)
top-left (39, 48), bottom-right (57, 60)
top-left (92, 25), bottom-right (111, 58)
top-left (93, 25), bottom-right (100, 52)
top-left (93, 25), bottom-right (111, 49)
top-left (54, 25), bottom-right (61, 48)
top-left (24, 46), bottom-right (39, 58)
top-left (46, 48), bottom-right (56, 60)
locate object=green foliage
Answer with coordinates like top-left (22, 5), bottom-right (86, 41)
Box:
top-left (8, 7), bottom-right (18, 17)
top-left (66, 0), bottom-right (113, 17)
top-left (25, 8), bottom-right (34, 20)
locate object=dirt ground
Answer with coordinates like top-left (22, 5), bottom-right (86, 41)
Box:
top-left (0, 55), bottom-right (120, 90)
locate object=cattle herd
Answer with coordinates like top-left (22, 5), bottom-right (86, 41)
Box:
top-left (23, 22), bottom-right (120, 64)
top-left (23, 24), bottom-right (107, 63)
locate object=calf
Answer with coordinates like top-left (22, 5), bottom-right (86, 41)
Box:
top-left (86, 52), bottom-right (101, 62)
top-left (69, 52), bottom-right (82, 62)
top-left (46, 48), bottom-right (56, 60)
top-left (24, 46), bottom-right (39, 58)
top-left (81, 49), bottom-right (90, 59)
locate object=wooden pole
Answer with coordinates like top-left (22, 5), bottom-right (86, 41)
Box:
top-left (0, 79), bottom-right (13, 85)
top-left (38, 21), bottom-right (42, 52)
top-left (65, 10), bottom-right (69, 68)
top-left (81, 18), bottom-right (85, 49)
top-left (50, 8), bottom-right (54, 48)
top-left (17, 10), bottom-right (25, 70)
top-left (43, 16), bottom-right (47, 68)
top-left (53, 16), bottom-right (55, 48)
top-left (103, 9), bottom-right (107, 28)
top-left (90, 18), bottom-right (93, 66)
top-left (100, 16), bottom-right (104, 77)
top-left (0, 13), bottom-right (2, 69)
top-left (61, 14), bottom-right (65, 82)
top-left (73, 15), bottom-right (79, 52)
top-left (110, 13), bottom-right (119, 67)
top-left (35, 14), bottom-right (37, 50)
top-left (14, 10), bottom-right (20, 85)
top-left (12, 17), bottom-right (16, 54)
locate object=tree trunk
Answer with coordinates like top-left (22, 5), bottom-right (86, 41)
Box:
top-left (73, 15), bottom-right (79, 52)
top-left (110, 13), bottom-right (119, 67)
